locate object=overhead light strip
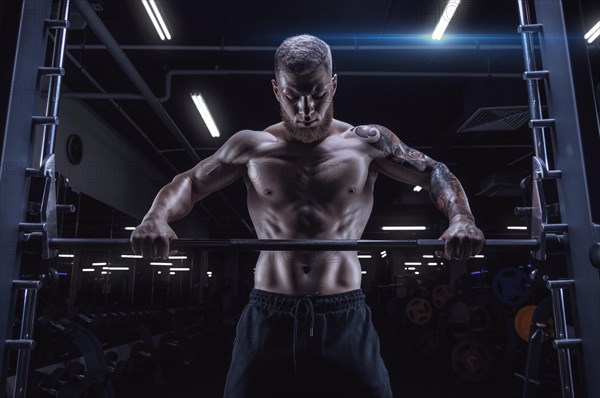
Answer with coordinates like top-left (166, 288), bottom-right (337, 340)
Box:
top-left (382, 226), bottom-right (426, 231)
top-left (584, 20), bottom-right (600, 43)
top-left (141, 0), bottom-right (171, 40)
top-left (432, 0), bottom-right (461, 40)
top-left (190, 92), bottom-right (221, 138)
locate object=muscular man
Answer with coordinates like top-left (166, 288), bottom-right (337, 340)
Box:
top-left (131, 34), bottom-right (484, 398)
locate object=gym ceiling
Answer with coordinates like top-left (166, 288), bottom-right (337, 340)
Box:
top-left (60, 0), bottom-right (600, 238)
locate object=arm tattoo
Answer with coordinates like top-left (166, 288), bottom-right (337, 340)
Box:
top-left (355, 124), bottom-right (474, 221)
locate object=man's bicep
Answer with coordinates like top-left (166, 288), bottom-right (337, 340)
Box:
top-left (184, 155), bottom-right (245, 202)
top-left (356, 124), bottom-right (438, 187)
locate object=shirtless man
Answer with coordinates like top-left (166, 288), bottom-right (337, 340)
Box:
top-left (131, 34), bottom-right (484, 398)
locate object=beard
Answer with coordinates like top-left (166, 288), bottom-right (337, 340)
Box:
top-left (280, 102), bottom-right (334, 143)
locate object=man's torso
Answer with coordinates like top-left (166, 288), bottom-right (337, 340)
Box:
top-left (238, 120), bottom-right (382, 295)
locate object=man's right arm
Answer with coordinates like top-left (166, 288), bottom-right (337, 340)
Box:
top-left (130, 130), bottom-right (260, 258)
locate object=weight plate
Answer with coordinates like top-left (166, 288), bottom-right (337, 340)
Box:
top-left (492, 267), bottom-right (531, 306)
top-left (451, 340), bottom-right (493, 382)
top-left (406, 298), bottom-right (433, 325)
top-left (466, 306), bottom-right (490, 332)
top-left (431, 284), bottom-right (453, 308)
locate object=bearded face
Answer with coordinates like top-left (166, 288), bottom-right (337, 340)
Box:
top-left (272, 66), bottom-right (338, 143)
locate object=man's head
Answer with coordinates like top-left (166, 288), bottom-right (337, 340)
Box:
top-left (272, 35), bottom-right (337, 143)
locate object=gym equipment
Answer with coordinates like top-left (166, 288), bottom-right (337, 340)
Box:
top-left (45, 237), bottom-right (545, 252)
top-left (405, 298), bottom-right (433, 325)
top-left (431, 284), bottom-right (453, 308)
top-left (451, 340), bottom-right (493, 382)
top-left (492, 267), bottom-right (531, 306)
top-left (466, 306), bottom-right (491, 332)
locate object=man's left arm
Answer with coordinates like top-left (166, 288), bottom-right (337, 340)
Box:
top-left (353, 124), bottom-right (485, 260)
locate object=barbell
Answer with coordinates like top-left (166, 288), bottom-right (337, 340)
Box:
top-left (47, 238), bottom-right (542, 251)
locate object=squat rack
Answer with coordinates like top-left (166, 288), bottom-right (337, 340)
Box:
top-left (0, 0), bottom-right (599, 397)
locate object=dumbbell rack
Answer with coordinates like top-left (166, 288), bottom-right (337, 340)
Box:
top-left (516, 1), bottom-right (600, 398)
top-left (0, 0), bottom-right (71, 397)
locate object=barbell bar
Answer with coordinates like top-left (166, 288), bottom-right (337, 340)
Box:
top-left (48, 238), bottom-right (542, 251)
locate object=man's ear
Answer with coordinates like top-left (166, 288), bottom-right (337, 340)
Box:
top-left (331, 74), bottom-right (338, 95)
top-left (271, 79), bottom-right (280, 102)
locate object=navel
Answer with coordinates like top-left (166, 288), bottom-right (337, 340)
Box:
top-left (264, 189), bottom-right (273, 196)
top-left (348, 186), bottom-right (357, 194)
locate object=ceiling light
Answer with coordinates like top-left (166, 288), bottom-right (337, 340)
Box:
top-left (361, 271), bottom-right (367, 274)
top-left (414, 271), bottom-right (420, 275)
top-left (59, 253), bottom-right (74, 258)
top-left (405, 262), bottom-right (422, 266)
top-left (82, 268), bottom-right (95, 272)
top-left (423, 254), bottom-right (434, 258)
top-left (168, 255), bottom-right (188, 260)
top-left (507, 226), bottom-right (527, 230)
top-left (169, 271), bottom-right (176, 275)
top-left (150, 262), bottom-right (172, 266)
top-left (190, 92), bottom-right (220, 138)
top-left (121, 254), bottom-right (142, 259)
top-left (170, 268), bottom-right (190, 271)
top-left (102, 267), bottom-right (130, 271)
top-left (92, 262), bottom-right (107, 266)
top-left (413, 185), bottom-right (422, 192)
top-left (474, 254), bottom-right (485, 258)
top-left (432, 0), bottom-right (461, 40)
top-left (428, 262), bottom-right (437, 266)
top-left (382, 226), bottom-right (426, 231)
top-left (358, 254), bottom-right (372, 259)
top-left (584, 20), bottom-right (600, 43)
top-left (141, 0), bottom-right (171, 40)
top-left (407, 267), bottom-right (416, 271)
top-left (124, 226), bottom-right (136, 231)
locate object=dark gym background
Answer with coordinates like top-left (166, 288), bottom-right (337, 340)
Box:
top-left (1, 0), bottom-right (599, 397)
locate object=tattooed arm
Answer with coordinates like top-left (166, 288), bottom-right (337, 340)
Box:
top-left (353, 124), bottom-right (484, 259)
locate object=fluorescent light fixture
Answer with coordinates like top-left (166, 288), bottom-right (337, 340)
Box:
top-left (157, 271), bottom-right (162, 274)
top-left (413, 185), bottom-right (423, 192)
top-left (358, 254), bottom-right (372, 259)
top-left (141, 0), bottom-right (171, 40)
top-left (474, 254), bottom-right (485, 258)
top-left (361, 271), bottom-right (367, 275)
top-left (102, 267), bottom-right (130, 271)
top-left (92, 262), bottom-right (107, 266)
top-left (382, 226), bottom-right (426, 231)
top-left (380, 251), bottom-right (387, 255)
top-left (150, 262), bottom-right (172, 266)
top-left (101, 271), bottom-right (108, 275)
top-left (124, 226), bottom-right (136, 231)
top-left (423, 254), bottom-right (434, 258)
top-left (407, 267), bottom-right (416, 271)
top-left (190, 92), bottom-right (220, 138)
top-left (584, 20), bottom-right (600, 43)
top-left (168, 255), bottom-right (188, 260)
top-left (170, 268), bottom-right (190, 271)
top-left (405, 262), bottom-right (422, 266)
top-left (169, 271), bottom-right (176, 275)
top-left (414, 271), bottom-right (420, 275)
top-left (207, 271), bottom-right (213, 275)
top-left (507, 226), bottom-right (527, 230)
top-left (432, 0), bottom-right (461, 40)
top-left (428, 262), bottom-right (437, 266)
top-left (59, 253), bottom-right (74, 258)
top-left (381, 252), bottom-right (387, 258)
top-left (121, 254), bottom-right (143, 259)
top-left (82, 268), bottom-right (95, 272)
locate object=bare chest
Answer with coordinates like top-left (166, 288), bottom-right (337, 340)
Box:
top-left (245, 142), bottom-right (373, 200)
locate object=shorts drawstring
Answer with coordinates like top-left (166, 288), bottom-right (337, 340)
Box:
top-left (290, 292), bottom-right (317, 374)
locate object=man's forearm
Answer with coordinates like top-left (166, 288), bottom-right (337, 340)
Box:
top-left (429, 163), bottom-right (475, 223)
top-left (143, 174), bottom-right (195, 224)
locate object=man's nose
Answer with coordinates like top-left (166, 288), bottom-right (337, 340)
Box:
top-left (299, 96), bottom-right (314, 119)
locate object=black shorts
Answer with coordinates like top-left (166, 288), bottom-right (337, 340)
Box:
top-left (223, 289), bottom-right (393, 398)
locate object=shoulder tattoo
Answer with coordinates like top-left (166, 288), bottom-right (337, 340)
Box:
top-left (353, 124), bottom-right (434, 173)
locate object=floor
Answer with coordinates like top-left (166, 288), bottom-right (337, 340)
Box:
top-left (111, 313), bottom-right (562, 398)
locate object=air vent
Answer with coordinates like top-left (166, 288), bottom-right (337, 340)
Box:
top-left (457, 106), bottom-right (531, 133)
